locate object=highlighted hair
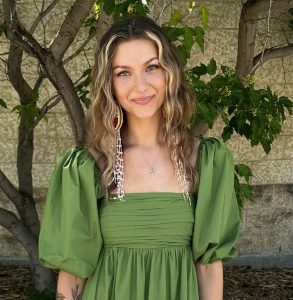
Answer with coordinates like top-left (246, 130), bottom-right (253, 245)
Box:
top-left (86, 16), bottom-right (198, 196)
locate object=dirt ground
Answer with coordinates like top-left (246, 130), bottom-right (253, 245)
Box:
top-left (0, 264), bottom-right (292, 300)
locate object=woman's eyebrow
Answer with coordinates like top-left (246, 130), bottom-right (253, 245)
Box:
top-left (112, 56), bottom-right (159, 71)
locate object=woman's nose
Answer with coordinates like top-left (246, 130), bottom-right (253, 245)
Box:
top-left (134, 73), bottom-right (148, 93)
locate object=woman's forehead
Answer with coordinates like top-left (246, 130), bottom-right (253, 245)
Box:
top-left (112, 38), bottom-right (158, 66)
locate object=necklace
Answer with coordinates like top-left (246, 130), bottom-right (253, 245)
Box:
top-left (141, 146), bottom-right (162, 176)
top-left (149, 167), bottom-right (156, 176)
top-left (113, 131), bottom-right (192, 205)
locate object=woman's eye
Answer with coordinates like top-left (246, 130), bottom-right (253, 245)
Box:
top-left (117, 70), bottom-right (129, 77)
top-left (147, 64), bottom-right (159, 72)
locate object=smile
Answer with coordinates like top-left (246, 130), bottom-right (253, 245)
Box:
top-left (132, 96), bottom-right (153, 105)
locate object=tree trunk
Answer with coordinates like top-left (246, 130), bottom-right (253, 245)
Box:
top-left (17, 114), bottom-right (40, 239)
top-left (236, 1), bottom-right (257, 77)
top-left (29, 250), bottom-right (56, 292)
top-left (0, 207), bottom-right (56, 291)
top-left (2, 0), bottom-right (56, 290)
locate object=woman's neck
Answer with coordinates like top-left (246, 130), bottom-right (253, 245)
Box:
top-left (122, 114), bottom-right (163, 148)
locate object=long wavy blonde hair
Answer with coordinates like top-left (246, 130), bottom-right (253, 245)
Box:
top-left (86, 16), bottom-right (198, 197)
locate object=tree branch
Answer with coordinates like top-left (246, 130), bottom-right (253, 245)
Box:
top-left (7, 45), bottom-right (33, 103)
top-left (0, 207), bottom-right (38, 257)
top-left (0, 207), bottom-right (20, 230)
top-left (28, 95), bottom-right (61, 132)
top-left (44, 53), bottom-right (86, 145)
top-left (250, 0), bottom-right (273, 73)
top-left (33, 73), bottom-right (45, 91)
top-left (4, 0), bottom-right (47, 62)
top-left (244, 0), bottom-right (293, 18)
top-left (0, 169), bottom-right (23, 208)
top-left (63, 30), bottom-right (96, 64)
top-left (30, 0), bottom-right (61, 34)
top-left (49, 0), bottom-right (95, 62)
top-left (253, 44), bottom-right (293, 70)
top-left (4, 0), bottom-right (42, 238)
top-left (236, 0), bottom-right (293, 77)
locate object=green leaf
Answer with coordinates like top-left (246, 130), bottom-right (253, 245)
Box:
top-left (194, 26), bottom-right (204, 52)
top-left (188, 1), bottom-right (196, 13)
top-left (189, 63), bottom-right (207, 76)
top-left (95, 3), bottom-right (101, 16)
top-left (207, 58), bottom-right (217, 75)
top-left (239, 123), bottom-right (252, 139)
top-left (279, 96), bottom-right (293, 114)
top-left (170, 9), bottom-right (183, 25)
top-left (162, 26), bottom-right (185, 41)
top-left (270, 119), bottom-right (281, 134)
top-left (12, 104), bottom-right (22, 112)
top-left (227, 106), bottom-right (236, 115)
top-left (239, 183), bottom-right (253, 201)
top-left (101, 0), bottom-right (116, 15)
top-left (220, 110), bottom-right (229, 125)
top-left (261, 138), bottom-right (271, 154)
top-left (199, 7), bottom-right (208, 29)
top-left (0, 98), bottom-right (7, 109)
top-left (235, 164), bottom-right (253, 182)
top-left (197, 103), bottom-right (215, 128)
top-left (89, 25), bottom-right (97, 36)
top-left (222, 125), bottom-right (233, 141)
top-left (180, 27), bottom-right (194, 62)
top-left (134, 2), bottom-right (150, 16)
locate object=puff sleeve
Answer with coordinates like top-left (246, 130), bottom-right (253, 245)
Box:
top-left (192, 137), bottom-right (240, 264)
top-left (39, 147), bottom-right (105, 278)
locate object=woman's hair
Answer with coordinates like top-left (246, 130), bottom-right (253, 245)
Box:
top-left (86, 15), bottom-right (198, 195)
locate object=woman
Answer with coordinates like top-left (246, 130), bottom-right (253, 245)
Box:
top-left (39, 16), bottom-right (240, 300)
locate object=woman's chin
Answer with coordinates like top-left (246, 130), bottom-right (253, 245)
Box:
top-left (127, 110), bottom-right (162, 121)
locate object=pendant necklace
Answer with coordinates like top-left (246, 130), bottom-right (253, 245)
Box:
top-left (142, 146), bottom-right (162, 176)
top-left (149, 167), bottom-right (156, 176)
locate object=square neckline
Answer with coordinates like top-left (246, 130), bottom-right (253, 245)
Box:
top-left (91, 137), bottom-right (203, 196)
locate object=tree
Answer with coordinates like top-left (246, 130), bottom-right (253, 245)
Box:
top-left (0, 0), bottom-right (292, 294)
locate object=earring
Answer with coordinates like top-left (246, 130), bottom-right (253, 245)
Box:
top-left (113, 129), bottom-right (125, 201)
top-left (113, 104), bottom-right (123, 132)
top-left (112, 104), bottom-right (125, 201)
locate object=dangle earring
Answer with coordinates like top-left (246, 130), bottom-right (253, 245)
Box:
top-left (113, 104), bottom-right (123, 132)
top-left (112, 105), bottom-right (125, 201)
top-left (173, 148), bottom-right (192, 206)
top-left (175, 158), bottom-right (192, 206)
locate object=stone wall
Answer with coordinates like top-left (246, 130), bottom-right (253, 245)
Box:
top-left (0, 0), bottom-right (292, 258)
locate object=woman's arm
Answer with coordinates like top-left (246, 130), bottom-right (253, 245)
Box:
top-left (195, 260), bottom-right (223, 300)
top-left (56, 270), bottom-right (87, 300)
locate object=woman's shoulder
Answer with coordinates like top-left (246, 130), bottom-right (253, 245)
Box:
top-left (195, 136), bottom-right (231, 153)
top-left (190, 136), bottom-right (233, 168)
top-left (55, 147), bottom-right (98, 169)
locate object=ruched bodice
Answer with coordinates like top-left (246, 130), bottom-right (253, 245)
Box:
top-left (99, 193), bottom-right (194, 248)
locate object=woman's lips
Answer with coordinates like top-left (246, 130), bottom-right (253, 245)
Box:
top-left (132, 96), bottom-right (153, 105)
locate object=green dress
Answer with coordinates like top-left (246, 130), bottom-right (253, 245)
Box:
top-left (39, 137), bottom-right (240, 299)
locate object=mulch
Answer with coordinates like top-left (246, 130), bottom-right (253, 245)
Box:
top-left (0, 264), bottom-right (292, 299)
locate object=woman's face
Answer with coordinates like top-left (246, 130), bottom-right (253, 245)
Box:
top-left (112, 38), bottom-right (166, 121)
